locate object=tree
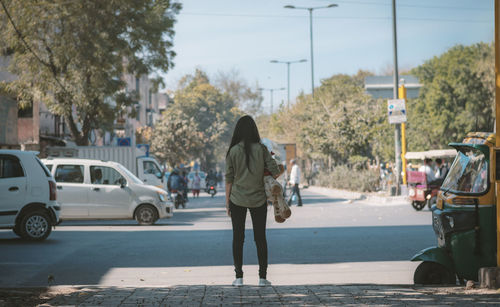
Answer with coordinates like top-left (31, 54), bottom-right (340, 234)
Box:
top-left (408, 43), bottom-right (494, 150)
top-left (168, 69), bottom-right (242, 169)
top-left (0, 0), bottom-right (181, 145)
top-left (150, 108), bottom-right (203, 168)
top-left (213, 69), bottom-right (263, 116)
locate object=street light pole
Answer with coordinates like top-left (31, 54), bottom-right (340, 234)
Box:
top-left (391, 0), bottom-right (402, 195)
top-left (270, 59), bottom-right (307, 108)
top-left (284, 4), bottom-right (338, 99)
top-left (308, 8), bottom-right (314, 98)
top-left (258, 87), bottom-right (286, 114)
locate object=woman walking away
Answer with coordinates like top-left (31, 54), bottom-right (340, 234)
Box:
top-left (192, 171), bottom-right (201, 197)
top-left (225, 115), bottom-right (283, 287)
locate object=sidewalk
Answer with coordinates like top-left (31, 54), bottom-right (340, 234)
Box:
top-left (1, 284), bottom-right (499, 306)
top-left (307, 186), bottom-right (408, 205)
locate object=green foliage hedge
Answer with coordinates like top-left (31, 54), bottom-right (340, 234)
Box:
top-left (316, 166), bottom-right (380, 192)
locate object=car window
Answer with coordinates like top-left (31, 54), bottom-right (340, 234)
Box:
top-left (143, 161), bottom-right (161, 175)
top-left (45, 164), bottom-right (53, 171)
top-left (35, 157), bottom-right (52, 177)
top-left (55, 165), bottom-right (84, 183)
top-left (0, 155), bottom-right (25, 178)
top-left (90, 166), bottom-right (125, 185)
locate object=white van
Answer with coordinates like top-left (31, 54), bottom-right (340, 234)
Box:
top-left (0, 150), bottom-right (60, 240)
top-left (42, 158), bottom-right (173, 225)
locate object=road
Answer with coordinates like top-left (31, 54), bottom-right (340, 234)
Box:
top-left (0, 188), bottom-right (436, 287)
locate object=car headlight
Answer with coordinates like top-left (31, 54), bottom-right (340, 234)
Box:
top-left (157, 192), bottom-right (167, 202)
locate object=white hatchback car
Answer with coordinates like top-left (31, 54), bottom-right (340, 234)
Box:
top-left (42, 158), bottom-right (173, 225)
top-left (0, 150), bottom-right (60, 241)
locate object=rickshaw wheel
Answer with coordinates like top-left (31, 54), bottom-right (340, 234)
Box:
top-left (412, 201), bottom-right (426, 211)
top-left (414, 261), bottom-right (456, 285)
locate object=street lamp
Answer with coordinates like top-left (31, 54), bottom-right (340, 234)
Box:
top-left (284, 3), bottom-right (338, 99)
top-left (258, 87), bottom-right (286, 114)
top-left (270, 59), bottom-right (307, 108)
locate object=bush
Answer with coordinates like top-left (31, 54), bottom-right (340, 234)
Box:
top-left (315, 165), bottom-right (380, 192)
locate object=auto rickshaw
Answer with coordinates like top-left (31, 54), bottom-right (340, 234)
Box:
top-left (411, 132), bottom-right (497, 284)
top-left (405, 150), bottom-right (456, 211)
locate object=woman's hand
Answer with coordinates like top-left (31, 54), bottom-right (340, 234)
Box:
top-left (226, 203), bottom-right (231, 217)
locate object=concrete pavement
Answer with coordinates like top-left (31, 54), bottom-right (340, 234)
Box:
top-left (1, 284), bottom-right (499, 306)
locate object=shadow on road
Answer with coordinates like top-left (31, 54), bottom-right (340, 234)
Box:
top-left (0, 224), bottom-right (436, 286)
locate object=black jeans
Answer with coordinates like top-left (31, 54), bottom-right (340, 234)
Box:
top-left (230, 201), bottom-right (268, 279)
top-left (289, 183), bottom-right (303, 206)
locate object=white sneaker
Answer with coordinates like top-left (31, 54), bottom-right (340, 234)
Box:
top-left (232, 278), bottom-right (243, 287)
top-left (258, 279), bottom-right (271, 287)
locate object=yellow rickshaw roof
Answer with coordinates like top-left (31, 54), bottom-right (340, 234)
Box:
top-left (463, 132), bottom-right (495, 146)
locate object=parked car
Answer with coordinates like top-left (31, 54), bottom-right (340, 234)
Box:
top-left (187, 171), bottom-right (206, 190)
top-left (42, 158), bottom-right (173, 225)
top-left (0, 150), bottom-right (60, 240)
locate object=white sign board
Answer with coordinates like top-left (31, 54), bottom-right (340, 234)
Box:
top-left (387, 99), bottom-right (407, 124)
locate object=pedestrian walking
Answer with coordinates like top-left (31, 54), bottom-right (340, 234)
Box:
top-left (225, 115), bottom-right (281, 287)
top-left (192, 171), bottom-right (201, 197)
top-left (288, 159), bottom-right (303, 206)
top-left (216, 171), bottom-right (223, 188)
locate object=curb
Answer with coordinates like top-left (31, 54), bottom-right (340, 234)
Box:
top-left (307, 186), bottom-right (408, 204)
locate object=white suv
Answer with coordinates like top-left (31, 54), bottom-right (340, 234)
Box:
top-left (42, 158), bottom-right (173, 225)
top-left (0, 150), bottom-right (60, 241)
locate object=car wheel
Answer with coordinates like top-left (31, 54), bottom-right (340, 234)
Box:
top-left (414, 261), bottom-right (456, 285)
top-left (19, 210), bottom-right (52, 241)
top-left (135, 205), bottom-right (158, 225)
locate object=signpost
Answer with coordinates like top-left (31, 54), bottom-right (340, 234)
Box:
top-left (387, 99), bottom-right (407, 124)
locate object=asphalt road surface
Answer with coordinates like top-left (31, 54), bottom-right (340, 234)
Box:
top-left (0, 188), bottom-right (436, 287)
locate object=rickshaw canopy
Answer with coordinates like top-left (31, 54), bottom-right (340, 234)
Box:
top-left (405, 149), bottom-right (457, 160)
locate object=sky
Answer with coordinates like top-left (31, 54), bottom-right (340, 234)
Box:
top-left (162, 0), bottom-right (494, 113)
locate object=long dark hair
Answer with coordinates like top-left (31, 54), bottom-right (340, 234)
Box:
top-left (227, 115), bottom-right (261, 171)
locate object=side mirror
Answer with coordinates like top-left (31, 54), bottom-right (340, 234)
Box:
top-left (118, 178), bottom-right (127, 188)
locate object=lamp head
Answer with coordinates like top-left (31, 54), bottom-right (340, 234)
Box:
top-left (327, 4), bottom-right (338, 8)
top-left (270, 60), bottom-right (278, 63)
top-left (299, 59), bottom-right (307, 63)
top-left (284, 5), bottom-right (295, 9)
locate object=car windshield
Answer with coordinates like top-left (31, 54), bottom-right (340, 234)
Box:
top-left (441, 147), bottom-right (488, 194)
top-left (116, 164), bottom-right (143, 185)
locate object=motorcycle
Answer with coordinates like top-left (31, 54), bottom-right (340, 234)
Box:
top-left (170, 189), bottom-right (185, 209)
top-left (206, 180), bottom-right (217, 198)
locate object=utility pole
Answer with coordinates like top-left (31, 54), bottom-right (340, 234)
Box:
top-left (495, 0), bottom-right (500, 268)
top-left (270, 59), bottom-right (307, 108)
top-left (399, 81), bottom-right (408, 185)
top-left (258, 87), bottom-right (285, 114)
top-left (284, 4), bottom-right (338, 99)
top-left (392, 0), bottom-right (402, 195)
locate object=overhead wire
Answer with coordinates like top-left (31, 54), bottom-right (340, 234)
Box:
top-left (180, 12), bottom-right (491, 23)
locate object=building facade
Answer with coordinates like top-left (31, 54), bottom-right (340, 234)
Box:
top-left (364, 75), bottom-right (422, 99)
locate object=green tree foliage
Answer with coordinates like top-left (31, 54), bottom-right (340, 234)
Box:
top-left (152, 69), bottom-right (242, 169)
top-left (260, 70), bottom-right (391, 166)
top-left (0, 0), bottom-right (181, 145)
top-left (150, 108), bottom-right (203, 168)
top-left (408, 43), bottom-right (494, 150)
top-left (214, 69), bottom-right (263, 116)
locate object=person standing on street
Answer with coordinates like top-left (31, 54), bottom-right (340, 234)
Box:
top-left (225, 115), bottom-right (281, 287)
top-left (288, 159), bottom-right (303, 206)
